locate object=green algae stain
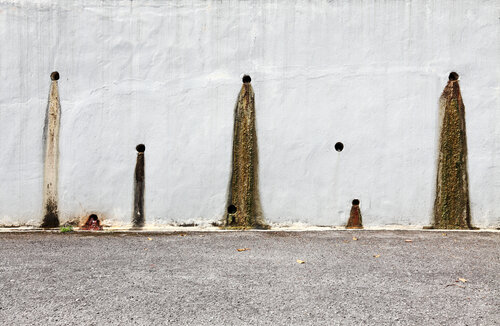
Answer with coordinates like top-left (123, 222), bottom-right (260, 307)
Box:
top-left (433, 74), bottom-right (471, 229)
top-left (224, 76), bottom-right (267, 229)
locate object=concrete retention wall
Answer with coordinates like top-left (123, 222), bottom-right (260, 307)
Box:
top-left (0, 0), bottom-right (498, 228)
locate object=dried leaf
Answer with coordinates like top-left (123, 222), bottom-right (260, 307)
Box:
top-left (352, 237), bottom-right (358, 241)
top-left (237, 248), bottom-right (250, 252)
top-left (373, 254), bottom-right (380, 258)
top-left (296, 259), bottom-right (306, 264)
top-left (458, 278), bottom-right (468, 283)
top-left (179, 234), bottom-right (186, 237)
top-left (405, 239), bottom-right (413, 242)
top-left (147, 237), bottom-right (153, 241)
top-left (442, 233), bottom-right (447, 236)
top-left (446, 283), bottom-right (465, 288)
top-left (343, 240), bottom-right (350, 243)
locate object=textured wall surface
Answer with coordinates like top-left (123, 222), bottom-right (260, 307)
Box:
top-left (0, 0), bottom-right (498, 227)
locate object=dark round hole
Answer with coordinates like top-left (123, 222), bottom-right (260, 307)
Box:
top-left (136, 144), bottom-right (146, 153)
top-left (89, 214), bottom-right (98, 221)
top-left (335, 142), bottom-right (344, 152)
top-left (50, 71), bottom-right (59, 81)
top-left (352, 199), bottom-right (360, 205)
top-left (242, 75), bottom-right (251, 83)
top-left (227, 205), bottom-right (237, 214)
top-left (448, 72), bottom-right (459, 81)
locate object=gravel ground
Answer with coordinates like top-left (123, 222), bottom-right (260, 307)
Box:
top-left (0, 230), bottom-right (498, 325)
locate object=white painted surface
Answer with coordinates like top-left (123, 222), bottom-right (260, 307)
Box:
top-left (0, 0), bottom-right (498, 227)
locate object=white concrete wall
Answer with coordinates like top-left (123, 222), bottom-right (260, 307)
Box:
top-left (0, 0), bottom-right (498, 227)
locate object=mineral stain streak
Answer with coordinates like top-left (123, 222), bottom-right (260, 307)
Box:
top-left (225, 75), bottom-right (266, 228)
top-left (433, 72), bottom-right (471, 229)
top-left (132, 144), bottom-right (145, 228)
top-left (41, 72), bottom-right (61, 228)
top-left (81, 214), bottom-right (103, 230)
top-left (346, 199), bottom-right (363, 229)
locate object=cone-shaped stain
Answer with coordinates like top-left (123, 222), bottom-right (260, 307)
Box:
top-left (41, 72), bottom-right (61, 228)
top-left (81, 214), bottom-right (103, 230)
top-left (132, 144), bottom-right (145, 227)
top-left (346, 199), bottom-right (363, 229)
top-left (433, 73), bottom-right (471, 229)
top-left (225, 76), bottom-right (266, 228)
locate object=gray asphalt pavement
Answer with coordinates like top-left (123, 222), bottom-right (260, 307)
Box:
top-left (0, 230), bottom-right (498, 325)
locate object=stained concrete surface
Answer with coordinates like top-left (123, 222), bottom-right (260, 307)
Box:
top-left (0, 231), bottom-right (498, 325)
top-left (2, 2), bottom-right (500, 228)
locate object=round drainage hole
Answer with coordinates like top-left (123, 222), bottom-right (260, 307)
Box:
top-left (449, 72), bottom-right (459, 81)
top-left (335, 142), bottom-right (344, 152)
top-left (136, 144), bottom-right (146, 153)
top-left (352, 199), bottom-right (360, 205)
top-left (242, 75), bottom-right (251, 83)
top-left (227, 205), bottom-right (237, 214)
top-left (50, 71), bottom-right (60, 81)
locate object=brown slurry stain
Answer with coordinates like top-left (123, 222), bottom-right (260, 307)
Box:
top-left (346, 200), bottom-right (363, 229)
top-left (225, 78), bottom-right (267, 229)
top-left (81, 214), bottom-right (103, 230)
top-left (433, 75), bottom-right (471, 229)
top-left (133, 148), bottom-right (145, 228)
top-left (41, 73), bottom-right (61, 228)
